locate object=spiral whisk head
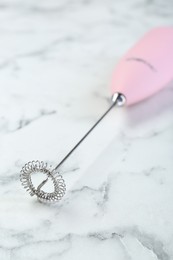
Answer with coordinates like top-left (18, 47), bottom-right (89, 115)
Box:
top-left (20, 160), bottom-right (66, 203)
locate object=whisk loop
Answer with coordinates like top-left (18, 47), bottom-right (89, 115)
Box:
top-left (20, 160), bottom-right (66, 203)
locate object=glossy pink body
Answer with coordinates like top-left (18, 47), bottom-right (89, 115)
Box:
top-left (111, 27), bottom-right (173, 105)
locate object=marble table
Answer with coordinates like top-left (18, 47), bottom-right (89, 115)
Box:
top-left (0, 0), bottom-right (173, 259)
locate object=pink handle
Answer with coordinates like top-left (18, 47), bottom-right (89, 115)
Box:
top-left (111, 27), bottom-right (173, 105)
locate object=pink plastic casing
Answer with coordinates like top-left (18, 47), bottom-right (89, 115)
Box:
top-left (111, 27), bottom-right (173, 105)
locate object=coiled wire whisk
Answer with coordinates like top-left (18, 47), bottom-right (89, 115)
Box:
top-left (20, 160), bottom-right (66, 203)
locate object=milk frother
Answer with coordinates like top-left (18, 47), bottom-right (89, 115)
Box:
top-left (20, 27), bottom-right (173, 203)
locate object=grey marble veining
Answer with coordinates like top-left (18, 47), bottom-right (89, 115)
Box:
top-left (0, 0), bottom-right (173, 259)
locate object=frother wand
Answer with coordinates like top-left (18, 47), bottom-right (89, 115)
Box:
top-left (20, 27), bottom-right (173, 203)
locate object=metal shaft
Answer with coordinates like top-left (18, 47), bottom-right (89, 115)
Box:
top-left (54, 93), bottom-right (125, 171)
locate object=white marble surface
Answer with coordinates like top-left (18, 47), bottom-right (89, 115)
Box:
top-left (0, 0), bottom-right (173, 259)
